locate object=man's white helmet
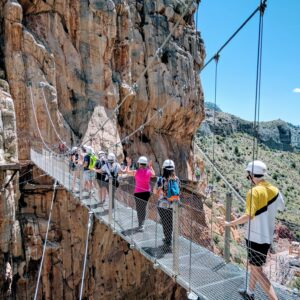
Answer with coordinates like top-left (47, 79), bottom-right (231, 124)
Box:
top-left (138, 156), bottom-right (148, 165)
top-left (98, 150), bottom-right (105, 157)
top-left (245, 160), bottom-right (267, 176)
top-left (162, 159), bottom-right (175, 170)
top-left (107, 152), bottom-right (116, 163)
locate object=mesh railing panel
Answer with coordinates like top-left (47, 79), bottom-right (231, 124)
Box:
top-left (30, 149), bottom-right (300, 300)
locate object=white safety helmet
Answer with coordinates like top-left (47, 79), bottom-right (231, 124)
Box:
top-left (71, 146), bottom-right (78, 153)
top-left (138, 156), bottom-right (148, 165)
top-left (107, 152), bottom-right (116, 163)
top-left (98, 150), bottom-right (106, 157)
top-left (82, 144), bottom-right (89, 152)
top-left (162, 159), bottom-right (175, 170)
top-left (245, 160), bottom-right (267, 176)
top-left (85, 146), bottom-right (94, 155)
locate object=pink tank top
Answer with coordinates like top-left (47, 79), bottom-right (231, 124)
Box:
top-left (134, 168), bottom-right (152, 193)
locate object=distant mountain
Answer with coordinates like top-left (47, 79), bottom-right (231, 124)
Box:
top-left (196, 107), bottom-right (300, 232)
top-left (199, 108), bottom-right (300, 152)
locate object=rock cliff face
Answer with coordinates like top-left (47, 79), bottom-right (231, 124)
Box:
top-left (15, 183), bottom-right (187, 300)
top-left (0, 0), bottom-right (205, 299)
top-left (0, 81), bottom-right (22, 298)
top-left (1, 0), bottom-right (205, 178)
top-left (199, 107), bottom-right (300, 152)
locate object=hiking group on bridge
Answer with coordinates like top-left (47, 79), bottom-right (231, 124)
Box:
top-left (68, 145), bottom-right (284, 300)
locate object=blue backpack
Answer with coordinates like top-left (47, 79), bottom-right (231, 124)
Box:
top-left (167, 179), bottom-right (180, 202)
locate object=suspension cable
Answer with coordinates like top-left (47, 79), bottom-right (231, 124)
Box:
top-left (245, 0), bottom-right (266, 291)
top-left (255, 4), bottom-right (265, 157)
top-left (80, 0), bottom-right (195, 146)
top-left (79, 211), bottom-right (93, 300)
top-left (40, 83), bottom-right (71, 150)
top-left (33, 180), bottom-right (58, 300)
top-left (107, 98), bottom-right (172, 151)
top-left (210, 54), bottom-right (220, 245)
top-left (28, 84), bottom-right (61, 155)
top-left (200, 0), bottom-right (267, 72)
top-left (105, 1), bottom-right (268, 157)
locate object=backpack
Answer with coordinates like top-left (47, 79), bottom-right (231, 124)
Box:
top-left (88, 154), bottom-right (97, 170)
top-left (103, 163), bottom-right (120, 187)
top-left (158, 177), bottom-right (180, 202)
top-left (195, 167), bottom-right (201, 177)
top-left (167, 179), bottom-right (180, 202)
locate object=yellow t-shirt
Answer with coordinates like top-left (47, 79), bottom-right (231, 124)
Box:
top-left (245, 181), bottom-right (284, 244)
top-left (245, 181), bottom-right (279, 218)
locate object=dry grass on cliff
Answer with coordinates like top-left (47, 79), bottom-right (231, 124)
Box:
top-left (196, 133), bottom-right (300, 239)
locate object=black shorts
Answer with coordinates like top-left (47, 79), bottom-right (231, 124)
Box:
top-left (245, 239), bottom-right (270, 267)
top-left (97, 179), bottom-right (108, 189)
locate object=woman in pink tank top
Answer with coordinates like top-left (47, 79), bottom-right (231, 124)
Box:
top-left (126, 156), bottom-right (155, 231)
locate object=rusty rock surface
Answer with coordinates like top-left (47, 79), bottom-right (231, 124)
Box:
top-left (1, 0), bottom-right (205, 177)
top-left (16, 184), bottom-right (187, 300)
top-left (0, 0), bottom-right (205, 298)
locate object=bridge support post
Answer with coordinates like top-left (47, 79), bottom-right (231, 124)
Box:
top-left (172, 201), bottom-right (179, 275)
top-left (108, 176), bottom-right (113, 225)
top-left (63, 155), bottom-right (68, 188)
top-left (43, 149), bottom-right (47, 173)
top-left (52, 152), bottom-right (55, 177)
top-left (79, 169), bottom-right (83, 200)
top-left (224, 192), bottom-right (232, 263)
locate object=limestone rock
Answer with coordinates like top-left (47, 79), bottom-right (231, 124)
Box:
top-left (1, 0), bottom-right (204, 176)
top-left (0, 0), bottom-right (206, 298)
top-left (15, 186), bottom-right (188, 299)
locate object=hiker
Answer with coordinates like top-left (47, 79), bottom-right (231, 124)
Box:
top-left (82, 146), bottom-right (97, 193)
top-left (224, 160), bottom-right (284, 300)
top-left (100, 152), bottom-right (123, 208)
top-left (94, 150), bottom-right (107, 204)
top-left (126, 156), bottom-right (155, 231)
top-left (69, 147), bottom-right (79, 192)
top-left (154, 159), bottom-right (180, 253)
top-left (58, 142), bottom-right (67, 154)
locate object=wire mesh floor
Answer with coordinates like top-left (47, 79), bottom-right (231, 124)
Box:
top-left (30, 149), bottom-right (298, 300)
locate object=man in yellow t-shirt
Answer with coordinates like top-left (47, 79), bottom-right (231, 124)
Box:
top-left (225, 160), bottom-right (284, 300)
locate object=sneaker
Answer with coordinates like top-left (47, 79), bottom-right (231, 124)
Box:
top-left (137, 225), bottom-right (145, 232)
top-left (238, 289), bottom-right (255, 300)
top-left (162, 243), bottom-right (172, 253)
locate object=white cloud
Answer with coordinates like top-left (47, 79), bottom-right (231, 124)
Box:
top-left (293, 88), bottom-right (300, 93)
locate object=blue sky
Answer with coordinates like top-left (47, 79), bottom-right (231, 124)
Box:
top-left (197, 0), bottom-right (300, 125)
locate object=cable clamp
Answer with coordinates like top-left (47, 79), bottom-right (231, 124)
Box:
top-left (213, 53), bottom-right (220, 63)
top-left (157, 108), bottom-right (163, 117)
top-left (131, 83), bottom-right (139, 93)
top-left (155, 48), bottom-right (163, 58)
top-left (39, 81), bottom-right (47, 88)
top-left (259, 1), bottom-right (267, 15)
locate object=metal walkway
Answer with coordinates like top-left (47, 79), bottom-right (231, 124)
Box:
top-left (30, 149), bottom-right (298, 300)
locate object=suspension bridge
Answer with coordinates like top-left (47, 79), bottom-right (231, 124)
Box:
top-left (29, 148), bottom-right (298, 300)
top-left (14, 0), bottom-right (299, 299)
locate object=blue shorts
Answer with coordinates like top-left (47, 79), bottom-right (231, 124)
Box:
top-left (83, 170), bottom-right (95, 181)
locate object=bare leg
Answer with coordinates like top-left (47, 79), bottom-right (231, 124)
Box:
top-left (101, 187), bottom-right (107, 203)
top-left (250, 265), bottom-right (278, 300)
top-left (71, 170), bottom-right (77, 191)
top-left (249, 265), bottom-right (259, 292)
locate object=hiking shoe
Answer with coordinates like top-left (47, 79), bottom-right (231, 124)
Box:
top-left (162, 243), bottom-right (172, 253)
top-left (137, 225), bottom-right (145, 232)
top-left (238, 289), bottom-right (255, 300)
